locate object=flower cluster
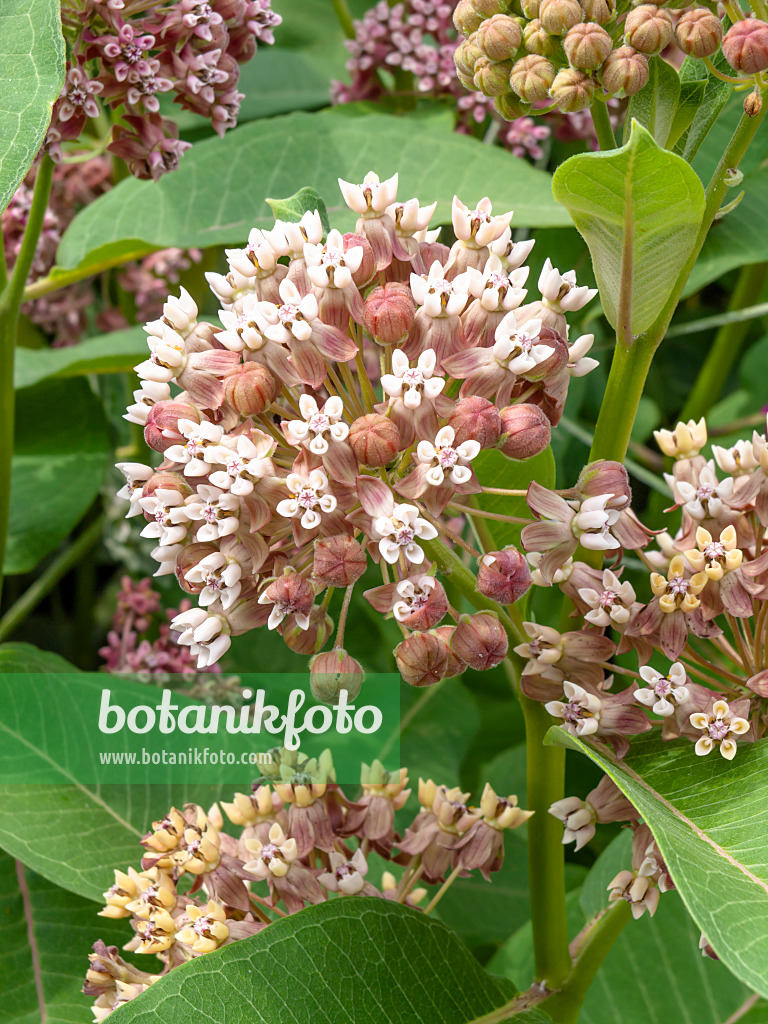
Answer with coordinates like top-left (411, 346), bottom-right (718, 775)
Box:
top-left (84, 755), bottom-right (530, 1019)
top-left (51, 0), bottom-right (281, 179)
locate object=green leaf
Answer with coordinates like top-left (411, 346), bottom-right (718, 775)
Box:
top-left (55, 109), bottom-right (570, 271)
top-left (108, 897), bottom-right (521, 1024)
top-left (623, 56), bottom-right (680, 149)
top-left (266, 185), bottom-right (331, 234)
top-left (552, 120), bottom-right (706, 338)
top-left (473, 447), bottom-right (556, 551)
top-left (666, 80), bottom-right (706, 152)
top-left (0, 0), bottom-right (65, 213)
top-left (740, 1000), bottom-right (768, 1024)
top-left (5, 378), bottom-right (111, 575)
top-left (0, 850), bottom-right (133, 1024)
top-left (13, 327), bottom-right (148, 390)
top-left (677, 50), bottom-right (735, 165)
top-left (547, 728), bottom-right (768, 997)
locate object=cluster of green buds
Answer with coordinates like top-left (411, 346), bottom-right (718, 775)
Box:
top-left (452, 0), bottom-right (728, 116)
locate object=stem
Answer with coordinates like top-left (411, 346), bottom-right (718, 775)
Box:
top-left (331, 0), bottom-right (356, 38)
top-left (334, 584), bottom-right (355, 649)
top-left (23, 244), bottom-right (156, 301)
top-left (590, 99), bottom-right (617, 151)
top-left (681, 261), bottom-right (768, 421)
top-left (424, 864), bottom-right (462, 913)
top-left (0, 155), bottom-right (54, 604)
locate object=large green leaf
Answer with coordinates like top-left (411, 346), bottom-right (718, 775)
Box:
top-left (13, 327), bottom-right (147, 389)
top-left (0, 0), bottom-right (65, 213)
top-left (677, 50), bottom-right (735, 165)
top-left (5, 377), bottom-right (111, 575)
top-left (55, 108), bottom-right (570, 274)
top-left (0, 850), bottom-right (133, 1024)
top-left (548, 728), bottom-right (768, 997)
top-left (107, 897), bottom-right (534, 1024)
top-left (623, 56), bottom-right (680, 149)
top-left (552, 120), bottom-right (705, 338)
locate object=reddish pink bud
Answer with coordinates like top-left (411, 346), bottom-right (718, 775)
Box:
top-left (262, 569), bottom-right (315, 618)
top-left (498, 404), bottom-right (551, 459)
top-left (349, 413), bottom-right (402, 467)
top-left (747, 670), bottom-right (768, 697)
top-left (431, 625), bottom-right (468, 677)
top-left (395, 631), bottom-right (450, 687)
top-left (723, 18), bottom-right (768, 73)
top-left (449, 396), bottom-right (502, 450)
top-left (144, 400), bottom-right (200, 452)
top-left (674, 9), bottom-right (722, 58)
top-left (450, 612), bottom-right (509, 671)
top-left (477, 548), bottom-right (532, 604)
top-left (141, 471), bottom-right (192, 505)
top-left (343, 232), bottom-right (375, 288)
top-left (401, 579), bottom-right (449, 631)
top-left (309, 648), bottom-right (365, 702)
top-left (362, 283), bottom-right (416, 345)
top-left (223, 362), bottom-right (278, 416)
top-left (576, 459), bottom-right (631, 509)
top-left (313, 534), bottom-right (368, 587)
top-left (174, 541), bottom-right (219, 593)
top-left (282, 606), bottom-right (334, 654)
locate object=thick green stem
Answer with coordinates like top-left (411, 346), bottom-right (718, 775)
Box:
top-left (0, 155), bottom-right (54, 604)
top-left (331, 0), bottom-right (356, 38)
top-left (23, 243), bottom-right (156, 301)
top-left (590, 100), bottom-right (617, 151)
top-left (681, 261), bottom-right (768, 422)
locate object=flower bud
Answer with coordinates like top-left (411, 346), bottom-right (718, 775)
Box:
top-left (498, 404), bottom-right (551, 459)
top-left (539, 0), bottom-right (583, 36)
top-left (313, 534), bottom-right (368, 587)
top-left (470, 0), bottom-right (510, 14)
top-left (747, 669), bottom-right (768, 697)
top-left (395, 631), bottom-right (450, 687)
top-left (600, 45), bottom-right (648, 95)
top-left (450, 612), bottom-right (509, 671)
top-left (282, 606), bottom-right (334, 654)
top-left (343, 232), bottom-right (375, 288)
top-left (624, 6), bottom-right (674, 54)
top-left (262, 568), bottom-right (315, 619)
top-left (362, 283), bottom-right (416, 345)
top-left (449, 396), bottom-right (502, 449)
top-left (521, 0), bottom-right (541, 18)
top-left (745, 89), bottom-right (763, 117)
top-left (723, 18), bottom-right (768, 73)
top-left (175, 541), bottom-right (219, 593)
top-left (579, 0), bottom-right (615, 27)
top-left (477, 14), bottom-right (523, 59)
top-left (494, 93), bottom-right (530, 119)
top-left (454, 0), bottom-right (485, 36)
top-left (477, 548), bottom-right (532, 604)
top-left (309, 648), bottom-right (364, 703)
top-left (456, 66), bottom-right (478, 89)
top-left (473, 56), bottom-right (516, 95)
top-left (431, 626), bottom-right (467, 676)
top-left (455, 37), bottom-right (485, 76)
top-left (400, 579), bottom-right (449, 631)
top-left (563, 22), bottom-right (613, 69)
top-left (223, 362), bottom-right (278, 416)
top-left (523, 19), bottom-right (558, 56)
top-left (141, 471), bottom-right (191, 503)
top-left (674, 9), bottom-right (722, 58)
top-left (551, 67), bottom-right (597, 111)
top-left (576, 459), bottom-right (631, 509)
top-left (143, 400), bottom-right (200, 452)
top-left (510, 55), bottom-right (557, 101)
top-left (349, 413), bottom-right (402, 466)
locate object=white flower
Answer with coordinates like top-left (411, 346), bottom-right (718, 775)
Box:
top-left (124, 379), bottom-right (171, 425)
top-left (145, 286), bottom-right (198, 339)
top-left (138, 488), bottom-right (189, 547)
top-left (217, 296), bottom-right (265, 352)
top-left (134, 324), bottom-right (187, 383)
top-left (538, 258), bottom-right (597, 312)
top-left (165, 419), bottom-right (230, 477)
top-left (545, 681), bottom-right (602, 737)
top-left (116, 462), bottom-right (153, 517)
top-left (690, 699), bottom-right (749, 760)
top-left (490, 227), bottom-right (535, 270)
top-left (386, 197), bottom-right (436, 236)
top-left (416, 425), bottom-right (480, 487)
top-left (527, 551), bottom-right (574, 586)
top-left (572, 495), bottom-right (621, 551)
top-left (666, 461), bottom-right (734, 521)
top-left (492, 312), bottom-right (550, 374)
top-left (381, 349), bottom-right (445, 409)
top-left (255, 277), bottom-right (318, 343)
top-left (654, 418), bottom-right (707, 459)
top-left (184, 485), bottom-right (243, 541)
top-left (410, 260), bottom-right (470, 318)
top-left (150, 542), bottom-right (184, 577)
top-left (467, 254), bottom-right (528, 312)
top-left (266, 210), bottom-right (324, 257)
top-left (372, 503), bottom-right (438, 565)
top-left (318, 849), bottom-right (368, 895)
top-left (276, 469), bottom-right (336, 530)
top-left (712, 439), bottom-right (760, 475)
top-left (338, 171), bottom-right (398, 216)
top-left (568, 334), bottom-right (599, 377)
top-left (452, 195), bottom-right (513, 248)
top-left (393, 575), bottom-right (437, 622)
top-left (635, 663), bottom-right (690, 717)
top-left (208, 432), bottom-right (275, 495)
top-left (578, 570), bottom-right (635, 627)
top-left (185, 552), bottom-right (243, 610)
top-left (171, 607), bottom-right (232, 668)
top-left (225, 228), bottom-right (280, 278)
top-left (305, 228), bottom-right (362, 290)
top-left (283, 395), bottom-right (348, 454)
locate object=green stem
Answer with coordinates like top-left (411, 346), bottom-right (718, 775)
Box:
top-left (590, 99), bottom-right (617, 151)
top-left (331, 0), bottom-right (356, 38)
top-left (23, 243), bottom-right (156, 301)
top-left (681, 261), bottom-right (768, 422)
top-left (0, 154), bottom-right (54, 604)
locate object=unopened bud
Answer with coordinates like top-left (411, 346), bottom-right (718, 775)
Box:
top-left (349, 413), bottom-right (402, 466)
top-left (431, 625), bottom-right (467, 676)
top-left (494, 93), bottom-right (530, 118)
top-left (477, 548), bottom-right (532, 604)
top-left (313, 534), bottom-right (368, 587)
top-left (575, 460), bottom-right (631, 509)
top-left (362, 283), bottom-right (416, 345)
top-left (747, 669), bottom-right (768, 697)
top-left (454, 0), bottom-right (485, 36)
top-left (600, 45), bottom-right (648, 95)
top-left (144, 400), bottom-right (200, 452)
top-left (539, 0), bottom-right (583, 36)
top-left (141, 471), bottom-right (191, 503)
top-left (343, 232), bottom-right (375, 288)
top-left (624, 6), bottom-right (674, 54)
top-left (510, 54), bottom-right (557, 101)
top-left (449, 396), bottom-right (502, 449)
top-left (455, 37), bottom-right (485, 76)
top-left (723, 18), bottom-right (768, 73)
top-left (745, 89), bottom-right (763, 116)
top-left (498, 404), bottom-right (551, 459)
top-left (470, 0), bottom-right (510, 15)
top-left (564, 22), bottom-right (612, 69)
top-left (521, 0), bottom-right (541, 17)
top-left (309, 649), bottom-right (364, 703)
top-left (473, 55), bottom-right (516, 95)
top-left (395, 631), bottom-right (450, 687)
top-left (579, 0), bottom-right (615, 26)
top-left (262, 568), bottom-right (314, 618)
top-left (477, 13), bottom-right (523, 59)
top-left (282, 606), bottom-right (334, 654)
top-left (223, 362), bottom-right (278, 416)
top-left (523, 19), bottom-right (558, 56)
top-left (674, 9), bottom-right (722, 58)
top-left (450, 612), bottom-right (509, 671)
top-left (551, 67), bottom-right (597, 111)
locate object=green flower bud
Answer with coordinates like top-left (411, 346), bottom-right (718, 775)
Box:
top-left (550, 67), bottom-right (597, 111)
top-left (494, 92), bottom-right (531, 118)
top-left (600, 45), bottom-right (649, 95)
top-left (477, 13), bottom-right (524, 59)
top-left (539, 0), bottom-right (583, 35)
top-left (455, 36), bottom-right (485, 75)
top-left (521, 0), bottom-right (541, 17)
top-left (510, 54), bottom-right (557, 100)
top-left (624, 5), bottom-right (674, 54)
top-left (722, 18), bottom-right (768, 74)
top-left (454, 0), bottom-right (486, 36)
top-left (523, 18), bottom-right (559, 55)
top-left (563, 21), bottom-right (613, 68)
top-left (309, 649), bottom-right (364, 704)
top-left (473, 55), bottom-right (516, 95)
